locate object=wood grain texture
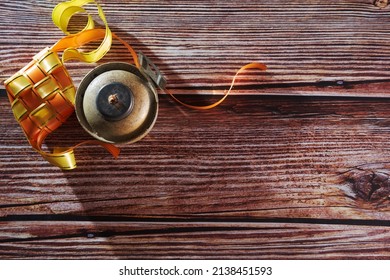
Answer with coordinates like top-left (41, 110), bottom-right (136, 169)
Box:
top-left (1, 92), bottom-right (390, 220)
top-left (1, 0), bottom-right (390, 259)
top-left (1, 0), bottom-right (390, 96)
top-left (1, 221), bottom-right (389, 259)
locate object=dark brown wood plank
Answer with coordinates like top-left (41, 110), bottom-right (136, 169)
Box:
top-left (0, 221), bottom-right (389, 259)
top-left (1, 0), bottom-right (390, 96)
top-left (1, 92), bottom-right (390, 220)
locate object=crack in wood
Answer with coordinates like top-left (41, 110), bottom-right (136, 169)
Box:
top-left (3, 78), bottom-right (390, 98)
top-left (1, 215), bottom-right (390, 227)
top-left (0, 197), bottom-right (152, 210)
top-left (168, 78), bottom-right (390, 93)
top-left (0, 226), bottom-right (260, 244)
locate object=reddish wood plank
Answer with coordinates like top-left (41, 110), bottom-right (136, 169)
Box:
top-left (1, 221), bottom-right (389, 259)
top-left (1, 92), bottom-right (390, 220)
top-left (1, 0), bottom-right (390, 96)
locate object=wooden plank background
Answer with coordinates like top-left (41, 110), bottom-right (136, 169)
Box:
top-left (1, 0), bottom-right (390, 259)
top-left (1, 0), bottom-right (390, 96)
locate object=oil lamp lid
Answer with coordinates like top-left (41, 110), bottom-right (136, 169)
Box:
top-left (75, 62), bottom-right (158, 144)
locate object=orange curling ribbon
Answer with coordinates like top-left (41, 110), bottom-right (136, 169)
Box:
top-left (164, 62), bottom-right (267, 110)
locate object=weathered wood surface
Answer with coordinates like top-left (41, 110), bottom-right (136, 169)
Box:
top-left (1, 221), bottom-right (389, 259)
top-left (1, 0), bottom-right (390, 96)
top-left (1, 92), bottom-right (390, 258)
top-left (2, 92), bottom-right (390, 219)
top-left (1, 0), bottom-right (390, 259)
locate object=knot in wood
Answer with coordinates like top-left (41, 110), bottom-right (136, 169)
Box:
top-left (374, 0), bottom-right (388, 8)
top-left (347, 170), bottom-right (390, 202)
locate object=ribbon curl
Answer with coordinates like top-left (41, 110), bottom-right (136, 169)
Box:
top-left (165, 62), bottom-right (267, 110)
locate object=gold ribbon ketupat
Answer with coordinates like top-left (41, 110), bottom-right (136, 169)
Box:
top-left (4, 0), bottom-right (128, 170)
top-left (4, 0), bottom-right (267, 170)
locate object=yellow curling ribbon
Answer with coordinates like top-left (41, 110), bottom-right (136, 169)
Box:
top-left (52, 0), bottom-right (112, 63)
top-left (4, 0), bottom-right (267, 169)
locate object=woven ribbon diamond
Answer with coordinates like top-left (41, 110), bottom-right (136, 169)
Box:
top-left (6, 48), bottom-right (75, 147)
